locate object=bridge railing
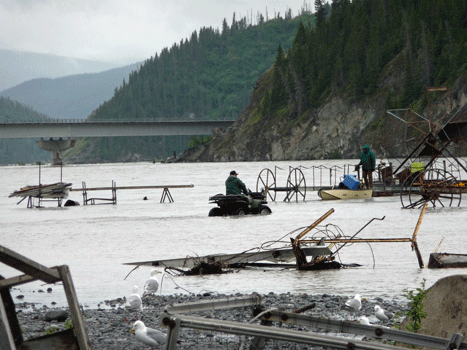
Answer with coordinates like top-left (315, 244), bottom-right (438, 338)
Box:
top-left (0, 117), bottom-right (236, 124)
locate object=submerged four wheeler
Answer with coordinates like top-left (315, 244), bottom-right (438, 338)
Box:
top-left (208, 191), bottom-right (272, 216)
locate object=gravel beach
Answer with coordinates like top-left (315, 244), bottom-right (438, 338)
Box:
top-left (15, 292), bottom-right (409, 349)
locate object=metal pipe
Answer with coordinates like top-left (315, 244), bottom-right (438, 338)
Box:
top-left (260, 311), bottom-right (467, 350)
top-left (165, 294), bottom-right (261, 314)
top-left (300, 238), bottom-right (413, 244)
top-left (161, 313), bottom-right (411, 350)
top-left (332, 216), bottom-right (385, 255)
top-left (294, 209), bottom-right (335, 242)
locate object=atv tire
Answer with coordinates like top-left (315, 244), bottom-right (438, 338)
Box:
top-left (235, 208), bottom-right (246, 216)
top-left (259, 205), bottom-right (272, 215)
top-left (208, 207), bottom-right (223, 217)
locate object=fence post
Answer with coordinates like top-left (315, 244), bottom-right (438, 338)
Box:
top-left (446, 333), bottom-right (463, 350)
top-left (163, 315), bottom-right (181, 350)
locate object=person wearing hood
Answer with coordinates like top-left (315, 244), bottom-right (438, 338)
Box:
top-left (225, 170), bottom-right (249, 195)
top-left (356, 144), bottom-right (376, 189)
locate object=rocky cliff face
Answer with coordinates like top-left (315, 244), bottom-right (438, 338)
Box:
top-left (179, 58), bottom-right (467, 163)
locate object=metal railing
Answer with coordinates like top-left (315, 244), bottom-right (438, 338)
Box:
top-left (158, 295), bottom-right (465, 350)
top-left (0, 117), bottom-right (236, 124)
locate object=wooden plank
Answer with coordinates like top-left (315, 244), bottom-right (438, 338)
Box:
top-left (70, 184), bottom-right (194, 191)
top-left (0, 246), bottom-right (60, 283)
top-left (17, 329), bottom-right (78, 350)
top-left (57, 266), bottom-right (91, 350)
top-left (0, 276), bottom-right (23, 346)
top-left (0, 297), bottom-right (16, 350)
top-left (0, 274), bottom-right (37, 289)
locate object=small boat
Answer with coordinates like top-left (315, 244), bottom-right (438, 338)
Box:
top-left (318, 188), bottom-right (373, 200)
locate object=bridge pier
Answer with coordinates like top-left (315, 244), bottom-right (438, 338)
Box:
top-left (37, 138), bottom-right (76, 166)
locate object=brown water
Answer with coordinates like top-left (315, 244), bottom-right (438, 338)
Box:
top-left (1, 160), bottom-right (466, 308)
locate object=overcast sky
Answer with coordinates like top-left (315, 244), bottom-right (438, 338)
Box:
top-left (0, 0), bottom-right (314, 65)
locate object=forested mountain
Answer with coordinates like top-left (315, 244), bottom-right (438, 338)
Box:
top-left (65, 10), bottom-right (315, 163)
top-left (181, 0), bottom-right (467, 162)
top-left (0, 97), bottom-right (50, 164)
top-left (0, 49), bottom-right (120, 92)
top-left (1, 63), bottom-right (141, 120)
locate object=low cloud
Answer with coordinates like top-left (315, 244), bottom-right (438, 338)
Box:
top-left (0, 0), bottom-right (312, 64)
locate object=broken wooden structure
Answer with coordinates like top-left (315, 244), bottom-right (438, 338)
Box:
top-left (8, 182), bottom-right (73, 208)
top-left (8, 163), bottom-right (72, 208)
top-left (70, 182), bottom-right (194, 204)
top-left (0, 245), bottom-right (90, 349)
top-left (125, 204), bottom-right (428, 275)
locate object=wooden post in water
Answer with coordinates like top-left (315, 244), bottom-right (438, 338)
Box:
top-left (411, 203), bottom-right (428, 268)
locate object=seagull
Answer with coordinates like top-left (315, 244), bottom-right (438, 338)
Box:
top-left (125, 285), bottom-right (142, 315)
top-left (131, 320), bottom-right (167, 348)
top-left (358, 316), bottom-right (371, 325)
top-left (344, 294), bottom-right (363, 319)
top-left (143, 269), bottom-right (161, 297)
top-left (375, 305), bottom-right (394, 323)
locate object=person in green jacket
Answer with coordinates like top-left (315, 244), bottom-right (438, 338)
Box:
top-left (225, 170), bottom-right (249, 195)
top-left (356, 144), bottom-right (376, 189)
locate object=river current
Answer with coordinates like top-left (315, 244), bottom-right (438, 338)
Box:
top-left (1, 159), bottom-right (466, 308)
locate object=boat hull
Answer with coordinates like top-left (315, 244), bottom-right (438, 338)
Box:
top-left (318, 189), bottom-right (373, 200)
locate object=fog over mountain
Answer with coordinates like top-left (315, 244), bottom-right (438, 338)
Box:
top-left (1, 62), bottom-right (141, 120)
top-left (0, 49), bottom-right (122, 92)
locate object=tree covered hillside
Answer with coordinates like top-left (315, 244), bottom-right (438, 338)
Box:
top-left (266, 0), bottom-right (467, 117)
top-left (66, 10), bottom-right (315, 163)
top-left (182, 0), bottom-right (467, 162)
top-left (0, 97), bottom-right (50, 164)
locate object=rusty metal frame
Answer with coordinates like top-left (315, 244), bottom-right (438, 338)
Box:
top-left (292, 206), bottom-right (427, 269)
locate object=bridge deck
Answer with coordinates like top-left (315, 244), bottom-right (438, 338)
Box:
top-left (0, 120), bottom-right (234, 139)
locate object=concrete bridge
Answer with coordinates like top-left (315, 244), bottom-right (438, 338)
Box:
top-left (0, 119), bottom-right (234, 164)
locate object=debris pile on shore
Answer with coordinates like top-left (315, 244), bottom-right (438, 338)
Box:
top-left (15, 292), bottom-right (408, 350)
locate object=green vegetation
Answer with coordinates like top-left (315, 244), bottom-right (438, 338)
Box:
top-left (72, 10), bottom-right (315, 162)
top-left (64, 319), bottom-right (73, 330)
top-left (188, 135), bottom-right (213, 148)
top-left (72, 0), bottom-right (467, 163)
top-left (0, 97), bottom-right (51, 164)
top-left (265, 0), bottom-right (467, 117)
top-left (403, 279), bottom-right (427, 333)
top-left (44, 325), bottom-right (59, 335)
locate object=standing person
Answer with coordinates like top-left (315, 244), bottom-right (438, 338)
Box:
top-left (225, 170), bottom-right (249, 195)
top-left (356, 144), bottom-right (376, 189)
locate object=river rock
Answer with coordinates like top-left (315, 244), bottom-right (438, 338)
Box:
top-left (44, 310), bottom-right (68, 322)
top-left (64, 199), bottom-right (80, 206)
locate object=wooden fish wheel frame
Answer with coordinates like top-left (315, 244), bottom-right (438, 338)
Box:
top-left (284, 167), bottom-right (307, 202)
top-left (400, 168), bottom-right (462, 209)
top-left (256, 168), bottom-right (277, 201)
